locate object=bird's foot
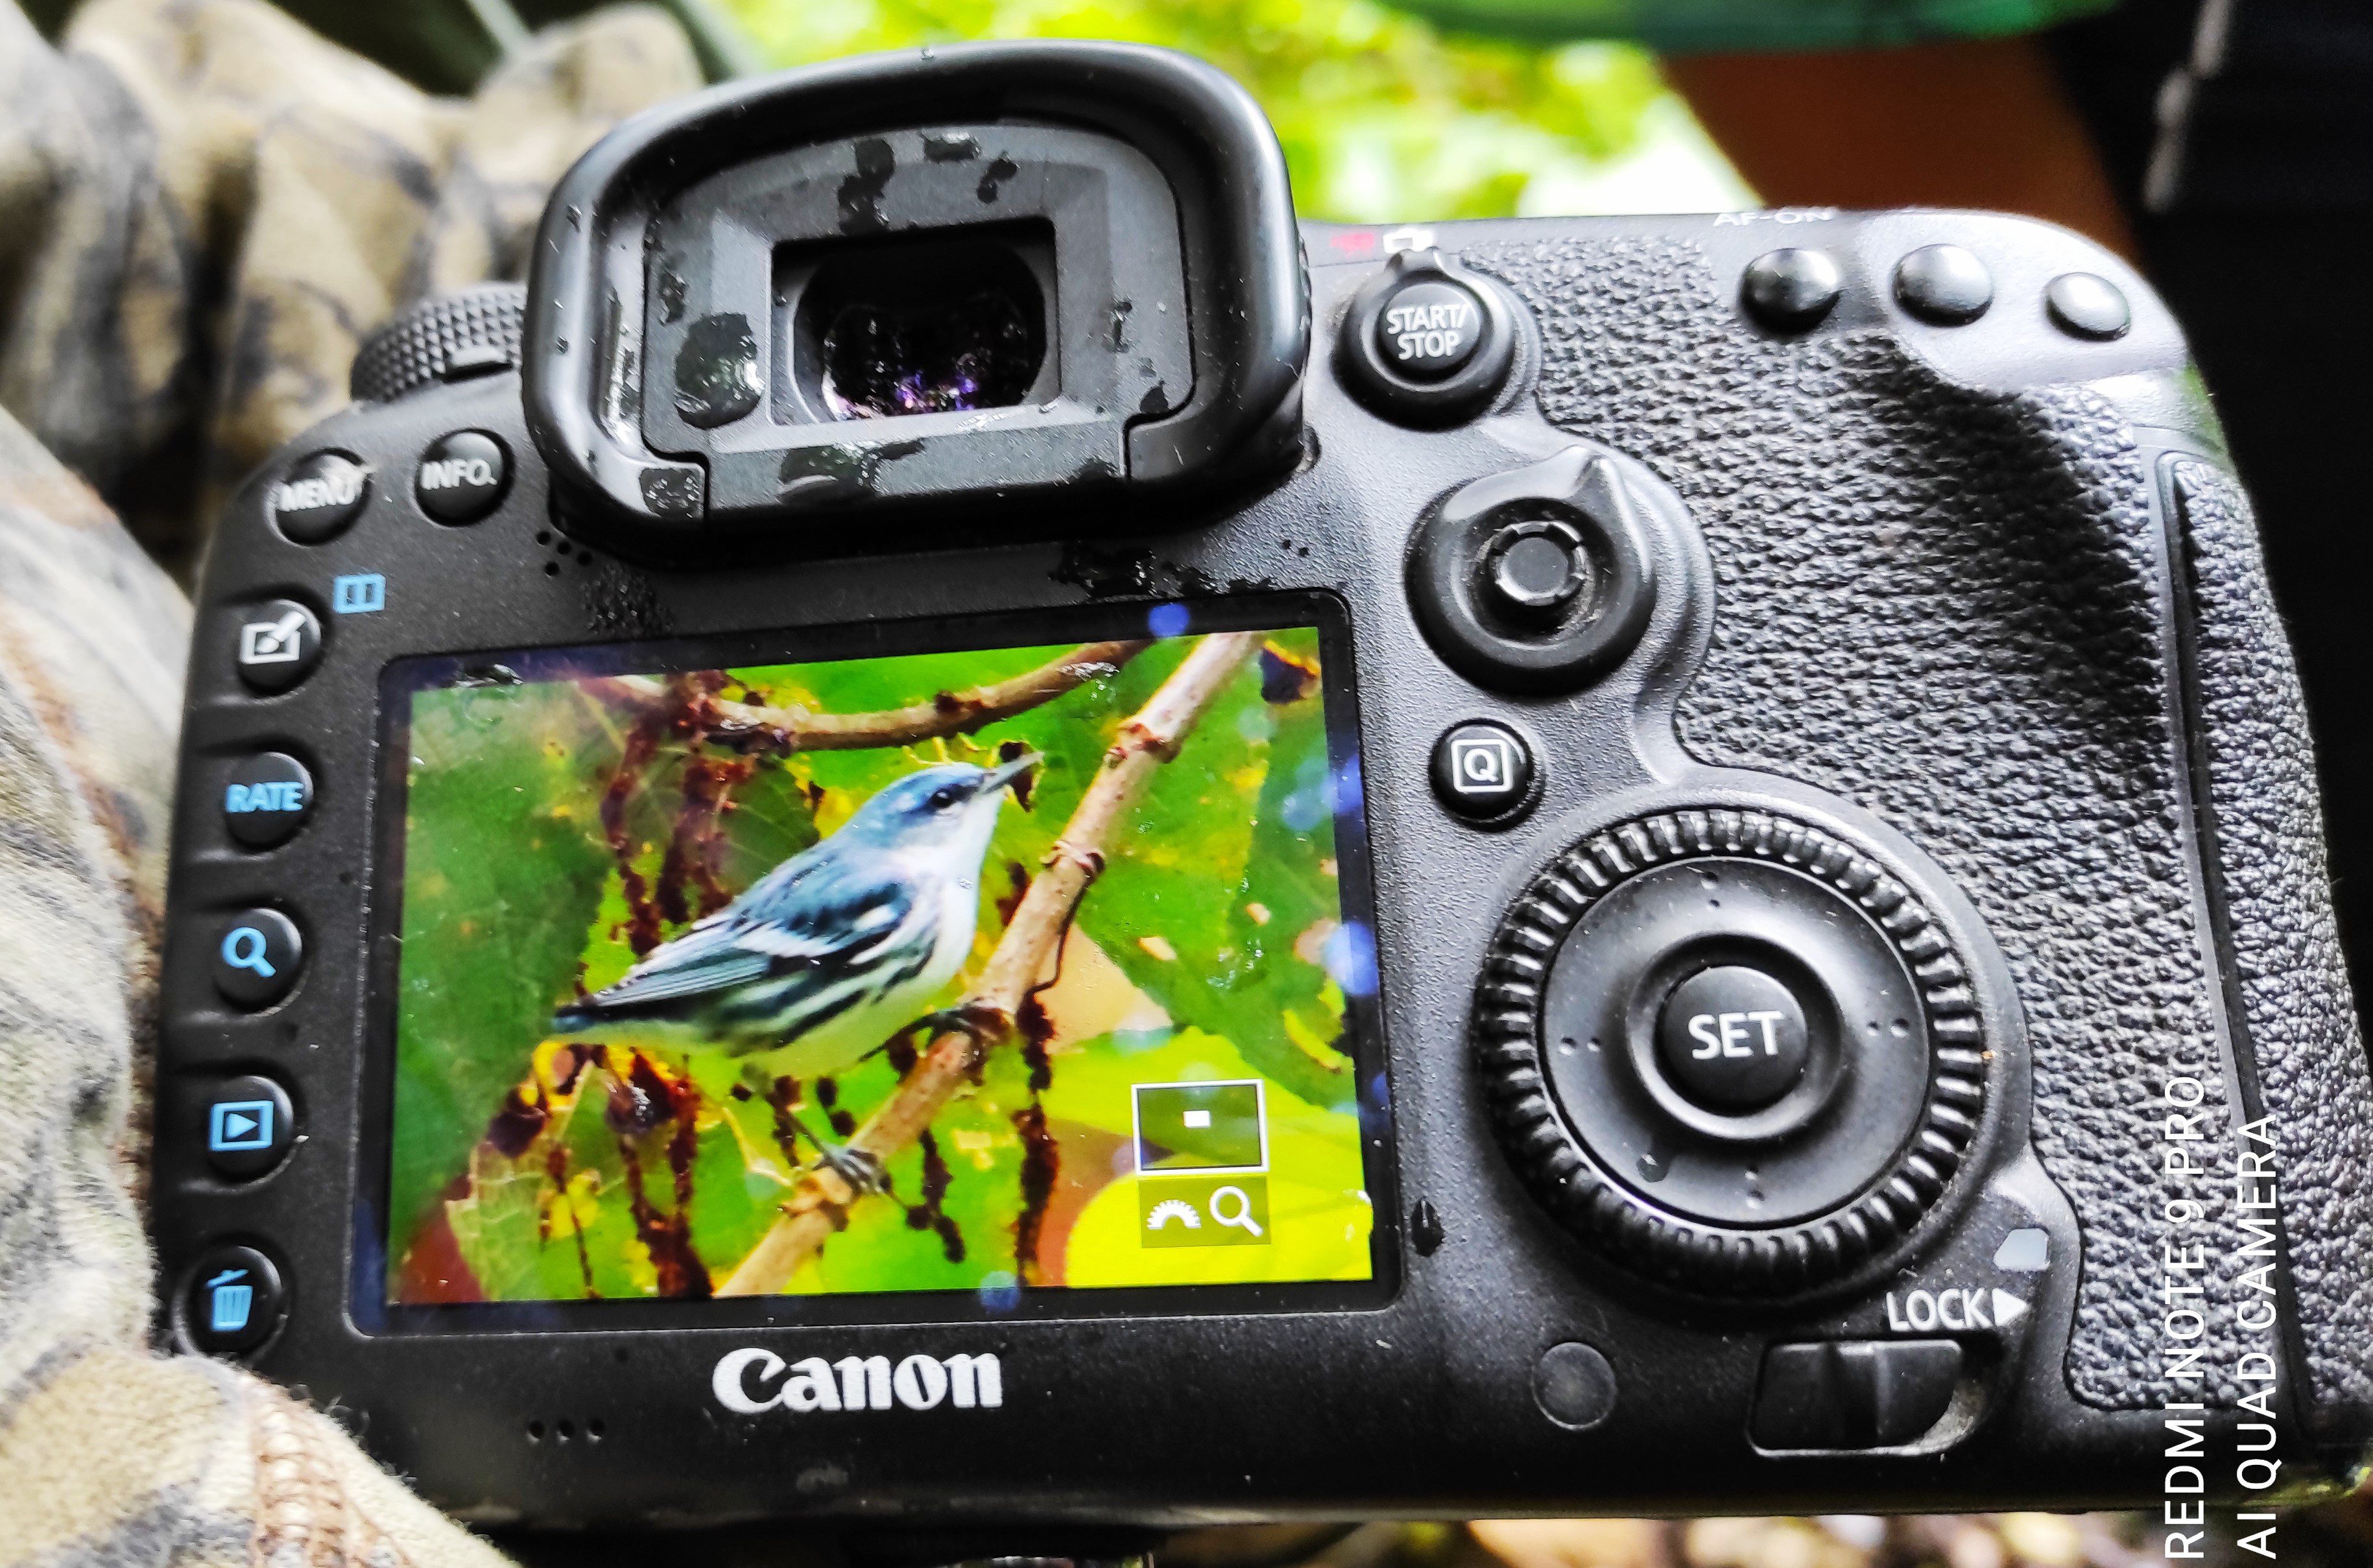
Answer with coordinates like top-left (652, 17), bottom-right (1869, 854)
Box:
top-left (911, 1001), bottom-right (1011, 1050)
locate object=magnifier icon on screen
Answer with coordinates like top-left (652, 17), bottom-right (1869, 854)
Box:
top-left (221, 925), bottom-right (276, 978)
top-left (1211, 1185), bottom-right (1264, 1237)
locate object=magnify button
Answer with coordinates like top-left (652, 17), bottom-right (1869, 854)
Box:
top-left (1211, 1184), bottom-right (1266, 1238)
top-left (211, 909), bottom-right (302, 1009)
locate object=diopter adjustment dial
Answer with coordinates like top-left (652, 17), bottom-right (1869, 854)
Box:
top-left (1475, 808), bottom-right (1991, 1296)
top-left (352, 283), bottom-right (527, 403)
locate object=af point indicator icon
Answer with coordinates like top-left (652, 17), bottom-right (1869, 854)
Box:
top-left (1134, 1080), bottom-right (1272, 1248)
top-left (1133, 1080), bottom-right (1268, 1174)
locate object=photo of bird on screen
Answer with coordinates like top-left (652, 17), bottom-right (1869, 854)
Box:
top-left (551, 754), bottom-right (1038, 1078)
top-left (383, 622), bottom-right (1379, 1306)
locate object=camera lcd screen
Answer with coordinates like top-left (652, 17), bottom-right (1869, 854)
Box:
top-left (372, 600), bottom-right (1387, 1316)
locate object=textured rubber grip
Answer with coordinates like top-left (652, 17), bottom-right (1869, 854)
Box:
top-left (1470, 230), bottom-right (2367, 1414)
top-left (350, 284), bottom-right (527, 403)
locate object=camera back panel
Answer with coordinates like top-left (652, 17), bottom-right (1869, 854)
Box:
top-left (152, 42), bottom-right (2373, 1533)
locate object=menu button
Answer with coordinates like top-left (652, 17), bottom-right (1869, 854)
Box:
top-left (270, 451), bottom-right (370, 544)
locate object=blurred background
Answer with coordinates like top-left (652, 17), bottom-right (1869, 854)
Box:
top-left (6, 0), bottom-right (2370, 1563)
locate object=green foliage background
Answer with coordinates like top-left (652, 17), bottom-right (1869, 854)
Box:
top-left (719, 0), bottom-right (1700, 222)
top-left (388, 628), bottom-right (1375, 1301)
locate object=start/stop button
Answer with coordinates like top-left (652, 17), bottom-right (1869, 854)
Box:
top-left (1374, 278), bottom-right (1485, 381)
top-left (1339, 248), bottom-right (1516, 427)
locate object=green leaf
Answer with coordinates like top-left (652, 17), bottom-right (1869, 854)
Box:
top-left (714, 0), bottom-right (1715, 222)
top-left (388, 683), bottom-right (615, 1277)
top-left (1073, 630), bottom-right (1358, 1112)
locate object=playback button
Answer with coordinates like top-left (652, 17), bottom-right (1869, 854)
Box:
top-left (221, 752), bottom-right (314, 849)
top-left (201, 1074), bottom-right (294, 1179)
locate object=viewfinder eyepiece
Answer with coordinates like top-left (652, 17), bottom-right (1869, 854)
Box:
top-left (789, 230), bottom-right (1053, 422)
top-left (526, 43), bottom-right (1307, 554)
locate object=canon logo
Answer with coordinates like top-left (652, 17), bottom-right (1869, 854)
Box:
top-left (711, 1349), bottom-right (1005, 1414)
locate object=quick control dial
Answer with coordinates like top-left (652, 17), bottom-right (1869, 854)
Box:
top-left (1474, 808), bottom-right (1992, 1295)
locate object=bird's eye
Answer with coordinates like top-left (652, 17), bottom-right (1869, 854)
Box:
top-left (928, 785), bottom-right (965, 811)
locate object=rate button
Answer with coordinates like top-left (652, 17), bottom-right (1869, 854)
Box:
top-left (221, 752), bottom-right (314, 849)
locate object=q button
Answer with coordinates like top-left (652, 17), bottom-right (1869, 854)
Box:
top-left (211, 909), bottom-right (302, 1009)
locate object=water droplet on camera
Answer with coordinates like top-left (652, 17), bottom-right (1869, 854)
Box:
top-left (673, 313), bottom-right (761, 428)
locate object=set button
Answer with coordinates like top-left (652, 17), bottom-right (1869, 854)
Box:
top-left (416, 429), bottom-right (510, 524)
top-left (1656, 964), bottom-right (1812, 1112)
top-left (201, 1073), bottom-right (294, 1179)
top-left (221, 752), bottom-right (313, 849)
top-left (211, 908), bottom-right (302, 1009)
top-left (182, 1243), bottom-right (286, 1355)
top-left (269, 451), bottom-right (370, 543)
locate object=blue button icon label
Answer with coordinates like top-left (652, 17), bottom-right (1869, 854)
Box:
top-left (185, 1244), bottom-right (281, 1352)
top-left (206, 1269), bottom-right (254, 1333)
top-left (200, 1075), bottom-right (292, 1178)
top-left (220, 754), bottom-right (313, 849)
top-left (209, 1099), bottom-right (275, 1153)
top-left (209, 908), bottom-right (302, 1008)
top-left (221, 926), bottom-right (276, 979)
top-left (331, 572), bottom-right (386, 613)
top-left (224, 780), bottom-right (306, 814)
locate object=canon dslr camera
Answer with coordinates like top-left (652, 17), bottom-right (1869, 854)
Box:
top-left (158, 42), bottom-right (2373, 1532)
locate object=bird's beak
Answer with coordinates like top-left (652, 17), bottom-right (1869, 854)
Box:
top-left (982, 750), bottom-right (1042, 796)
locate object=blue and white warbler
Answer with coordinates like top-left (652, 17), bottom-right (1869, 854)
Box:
top-left (552, 754), bottom-right (1038, 1086)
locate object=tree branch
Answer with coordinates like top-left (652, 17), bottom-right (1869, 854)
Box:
top-left (715, 630), bottom-right (1264, 1296)
top-left (583, 639), bottom-right (1151, 755)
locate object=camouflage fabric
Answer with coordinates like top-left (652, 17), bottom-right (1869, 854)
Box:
top-left (0, 0), bottom-right (704, 576)
top-left (0, 400), bottom-right (518, 1567)
top-left (0, 3), bottom-right (695, 1563)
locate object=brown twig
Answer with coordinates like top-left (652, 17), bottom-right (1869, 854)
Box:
top-left (584, 639), bottom-right (1151, 755)
top-left (715, 630), bottom-right (1263, 1296)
